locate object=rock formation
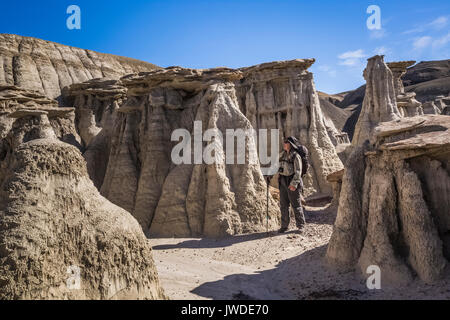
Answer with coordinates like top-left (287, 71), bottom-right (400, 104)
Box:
top-left (326, 169), bottom-right (344, 208)
top-left (443, 106), bottom-right (450, 116)
top-left (352, 56), bottom-right (402, 147)
top-left (0, 34), bottom-right (159, 103)
top-left (387, 61), bottom-right (424, 117)
top-left (65, 60), bottom-right (345, 237)
top-left (434, 95), bottom-right (447, 112)
top-left (0, 87), bottom-right (165, 299)
top-left (422, 101), bottom-right (442, 115)
top-left (327, 55), bottom-right (450, 285)
top-left (236, 60), bottom-right (344, 197)
top-left (66, 67), bottom-right (281, 237)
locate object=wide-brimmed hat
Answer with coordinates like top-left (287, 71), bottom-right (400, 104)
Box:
top-left (284, 136), bottom-right (300, 150)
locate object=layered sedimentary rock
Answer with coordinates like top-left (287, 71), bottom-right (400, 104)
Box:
top-left (0, 34), bottom-right (159, 103)
top-left (65, 60), bottom-right (345, 237)
top-left (236, 60), bottom-right (344, 197)
top-left (67, 67), bottom-right (281, 237)
top-left (326, 169), bottom-right (344, 208)
top-left (387, 61), bottom-right (424, 117)
top-left (352, 56), bottom-right (402, 146)
top-left (327, 55), bottom-right (450, 285)
top-left (0, 85), bottom-right (81, 148)
top-left (63, 79), bottom-right (127, 188)
top-left (0, 88), bottom-right (165, 299)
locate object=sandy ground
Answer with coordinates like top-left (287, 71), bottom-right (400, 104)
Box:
top-left (150, 204), bottom-right (450, 300)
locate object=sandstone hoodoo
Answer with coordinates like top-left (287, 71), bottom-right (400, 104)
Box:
top-left (67, 67), bottom-right (280, 237)
top-left (387, 61), bottom-right (424, 117)
top-left (0, 86), bottom-right (165, 299)
top-left (65, 60), bottom-right (346, 237)
top-left (327, 55), bottom-right (450, 285)
top-left (237, 60), bottom-right (345, 197)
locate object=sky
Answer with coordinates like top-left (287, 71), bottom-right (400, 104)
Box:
top-left (1, 0), bottom-right (449, 94)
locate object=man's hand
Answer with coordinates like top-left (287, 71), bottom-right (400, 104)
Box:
top-left (289, 185), bottom-right (296, 191)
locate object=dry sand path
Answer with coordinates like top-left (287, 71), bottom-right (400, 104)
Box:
top-left (150, 205), bottom-right (450, 300)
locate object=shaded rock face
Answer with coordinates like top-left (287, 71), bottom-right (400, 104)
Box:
top-left (327, 55), bottom-right (450, 285)
top-left (422, 101), bottom-right (442, 115)
top-left (0, 34), bottom-right (159, 103)
top-left (0, 91), bottom-right (165, 299)
top-left (63, 79), bottom-right (127, 188)
top-left (402, 59), bottom-right (450, 86)
top-left (236, 60), bottom-right (344, 197)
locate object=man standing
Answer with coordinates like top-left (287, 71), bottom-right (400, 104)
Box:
top-left (277, 136), bottom-right (306, 233)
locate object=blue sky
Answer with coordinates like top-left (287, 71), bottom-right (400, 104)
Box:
top-left (1, 0), bottom-right (449, 93)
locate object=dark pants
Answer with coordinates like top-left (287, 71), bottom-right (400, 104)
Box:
top-left (279, 175), bottom-right (306, 229)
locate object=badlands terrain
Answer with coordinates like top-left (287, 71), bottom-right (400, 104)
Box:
top-left (0, 34), bottom-right (449, 299)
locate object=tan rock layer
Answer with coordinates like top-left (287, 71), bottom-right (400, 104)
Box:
top-left (0, 92), bottom-right (165, 299)
top-left (0, 34), bottom-right (159, 101)
top-left (65, 60), bottom-right (345, 237)
top-left (327, 115), bottom-right (450, 284)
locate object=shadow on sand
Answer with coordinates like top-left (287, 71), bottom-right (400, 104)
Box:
top-left (189, 244), bottom-right (369, 300)
top-left (152, 230), bottom-right (299, 250)
top-left (152, 207), bottom-right (336, 251)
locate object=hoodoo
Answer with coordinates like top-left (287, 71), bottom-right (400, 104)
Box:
top-left (327, 55), bottom-right (450, 285)
top-left (0, 85), bottom-right (165, 299)
top-left (65, 60), bottom-right (346, 237)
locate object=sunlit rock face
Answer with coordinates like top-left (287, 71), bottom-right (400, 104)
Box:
top-left (327, 55), bottom-right (450, 285)
top-left (66, 67), bottom-right (281, 237)
top-left (236, 59), bottom-right (344, 197)
top-left (387, 61), bottom-right (424, 117)
top-left (65, 60), bottom-right (346, 237)
top-left (0, 33), bottom-right (159, 103)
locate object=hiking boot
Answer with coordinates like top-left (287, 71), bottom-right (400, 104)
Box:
top-left (296, 224), bottom-right (306, 233)
top-left (278, 227), bottom-right (288, 234)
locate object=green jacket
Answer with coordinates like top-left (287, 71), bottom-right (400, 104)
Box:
top-left (279, 150), bottom-right (303, 189)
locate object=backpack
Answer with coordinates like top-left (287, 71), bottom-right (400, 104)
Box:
top-left (293, 144), bottom-right (310, 177)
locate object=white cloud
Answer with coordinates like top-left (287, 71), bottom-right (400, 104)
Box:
top-left (338, 49), bottom-right (366, 59)
top-left (318, 65), bottom-right (337, 77)
top-left (403, 16), bottom-right (448, 34)
top-left (433, 32), bottom-right (450, 48)
top-left (413, 36), bottom-right (432, 50)
top-left (338, 49), bottom-right (367, 66)
top-left (373, 46), bottom-right (390, 55)
top-left (370, 28), bottom-right (387, 39)
top-left (429, 16), bottom-right (448, 30)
